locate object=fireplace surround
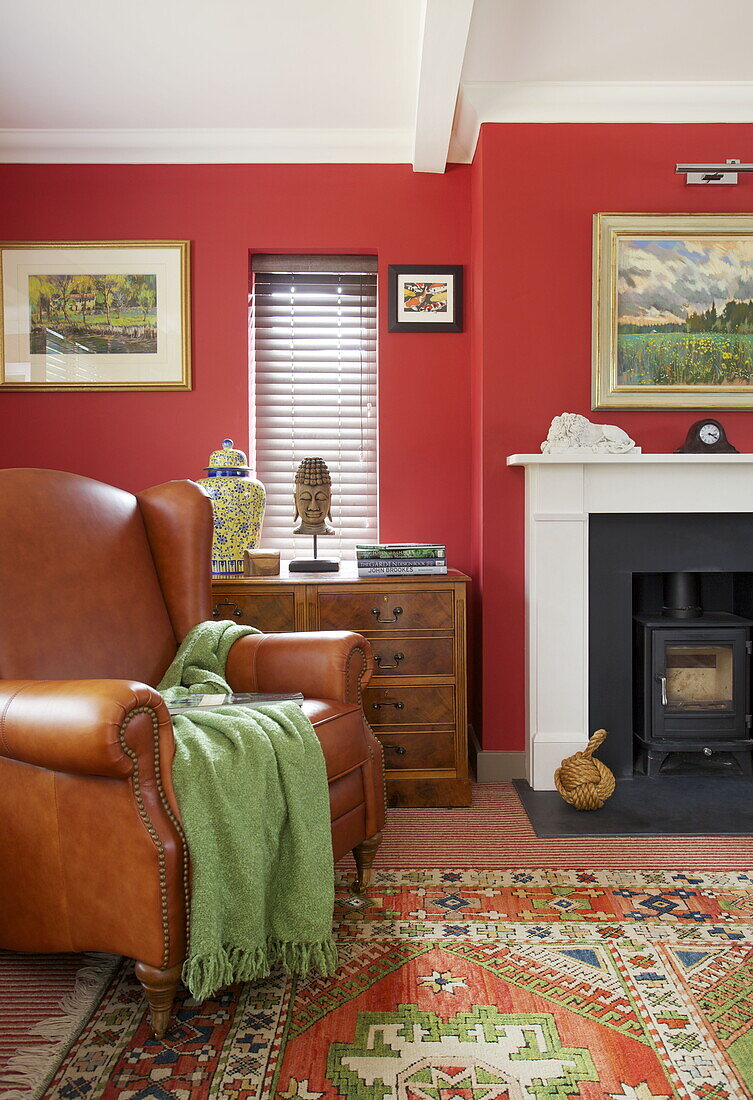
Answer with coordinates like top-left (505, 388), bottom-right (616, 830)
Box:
top-left (508, 453), bottom-right (753, 790)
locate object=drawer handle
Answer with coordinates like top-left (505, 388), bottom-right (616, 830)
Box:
top-left (385, 744), bottom-right (407, 756)
top-left (212, 599), bottom-right (243, 620)
top-left (372, 700), bottom-right (405, 710)
top-left (374, 652), bottom-right (404, 669)
top-left (371, 605), bottom-right (403, 624)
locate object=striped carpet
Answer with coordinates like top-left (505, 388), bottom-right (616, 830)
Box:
top-left (0, 955), bottom-right (82, 1092)
top-left (0, 953), bottom-right (118, 1099)
top-left (367, 781), bottom-right (753, 870)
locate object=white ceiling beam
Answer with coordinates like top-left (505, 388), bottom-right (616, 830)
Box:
top-left (412, 0), bottom-right (475, 174)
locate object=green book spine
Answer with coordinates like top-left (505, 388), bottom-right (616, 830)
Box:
top-left (355, 544), bottom-right (446, 560)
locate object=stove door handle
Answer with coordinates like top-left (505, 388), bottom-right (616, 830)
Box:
top-left (656, 674), bottom-right (668, 707)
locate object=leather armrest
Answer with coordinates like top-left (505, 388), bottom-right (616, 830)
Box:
top-left (225, 631), bottom-right (373, 705)
top-left (0, 680), bottom-right (174, 778)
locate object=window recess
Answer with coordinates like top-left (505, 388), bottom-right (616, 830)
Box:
top-left (251, 255), bottom-right (378, 560)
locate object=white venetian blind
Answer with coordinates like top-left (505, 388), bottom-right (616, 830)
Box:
top-left (251, 255), bottom-right (378, 559)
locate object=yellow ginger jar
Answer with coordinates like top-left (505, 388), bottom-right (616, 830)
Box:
top-left (197, 439), bottom-right (266, 578)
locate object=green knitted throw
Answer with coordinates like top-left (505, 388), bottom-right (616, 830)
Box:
top-left (158, 619), bottom-right (337, 1002)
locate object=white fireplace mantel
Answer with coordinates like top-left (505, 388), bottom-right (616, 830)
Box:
top-left (507, 452), bottom-right (753, 789)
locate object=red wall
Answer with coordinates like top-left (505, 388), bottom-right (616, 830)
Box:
top-left (5, 128), bottom-right (753, 754)
top-left (473, 123), bottom-right (753, 750)
top-left (0, 163), bottom-right (473, 578)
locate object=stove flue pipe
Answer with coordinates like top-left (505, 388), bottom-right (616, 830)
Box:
top-left (662, 571), bottom-right (702, 620)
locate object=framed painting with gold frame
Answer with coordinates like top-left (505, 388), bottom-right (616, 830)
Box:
top-left (0, 240), bottom-right (191, 391)
top-left (593, 213), bottom-right (753, 409)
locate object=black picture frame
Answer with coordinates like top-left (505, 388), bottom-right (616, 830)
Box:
top-left (388, 264), bottom-right (463, 333)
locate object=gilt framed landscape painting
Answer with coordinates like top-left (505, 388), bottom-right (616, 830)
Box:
top-left (0, 241), bottom-right (191, 390)
top-left (593, 214), bottom-right (753, 409)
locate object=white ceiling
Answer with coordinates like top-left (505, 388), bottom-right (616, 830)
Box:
top-left (463, 0), bottom-right (753, 82)
top-left (0, 1), bottom-right (420, 130)
top-left (1, 0), bottom-right (752, 171)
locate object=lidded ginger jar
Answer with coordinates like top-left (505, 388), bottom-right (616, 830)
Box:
top-left (197, 439), bottom-right (266, 577)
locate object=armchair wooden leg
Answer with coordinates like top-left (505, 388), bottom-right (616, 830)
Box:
top-left (352, 831), bottom-right (383, 893)
top-left (135, 961), bottom-right (182, 1039)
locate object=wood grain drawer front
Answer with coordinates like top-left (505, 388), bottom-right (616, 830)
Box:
top-left (378, 733), bottom-right (455, 771)
top-left (363, 685), bottom-right (455, 728)
top-left (318, 590), bottom-right (453, 632)
top-left (372, 636), bottom-right (454, 678)
top-left (211, 591), bottom-right (295, 632)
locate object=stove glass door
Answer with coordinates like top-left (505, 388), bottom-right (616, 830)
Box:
top-left (663, 643), bottom-right (734, 713)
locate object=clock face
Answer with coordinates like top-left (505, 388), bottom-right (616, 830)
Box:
top-left (699, 422), bottom-right (721, 445)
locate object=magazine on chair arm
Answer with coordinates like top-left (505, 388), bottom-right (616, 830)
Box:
top-left (164, 692), bottom-right (305, 715)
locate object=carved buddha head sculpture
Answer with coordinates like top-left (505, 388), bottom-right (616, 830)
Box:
top-left (293, 457), bottom-right (335, 536)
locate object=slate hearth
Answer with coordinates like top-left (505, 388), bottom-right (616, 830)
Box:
top-left (513, 776), bottom-right (753, 837)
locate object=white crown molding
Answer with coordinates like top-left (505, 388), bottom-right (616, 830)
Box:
top-left (449, 81), bottom-right (753, 164)
top-left (4, 82), bottom-right (752, 168)
top-left (0, 127), bottom-right (413, 165)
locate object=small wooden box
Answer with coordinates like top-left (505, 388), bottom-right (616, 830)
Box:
top-left (244, 549), bottom-right (281, 577)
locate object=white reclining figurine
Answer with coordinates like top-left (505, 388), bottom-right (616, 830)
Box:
top-left (541, 412), bottom-right (638, 454)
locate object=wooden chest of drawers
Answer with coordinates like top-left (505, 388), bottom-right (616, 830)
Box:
top-left (211, 563), bottom-right (471, 806)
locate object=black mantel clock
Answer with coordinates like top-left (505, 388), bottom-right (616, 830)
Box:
top-left (675, 418), bottom-right (739, 454)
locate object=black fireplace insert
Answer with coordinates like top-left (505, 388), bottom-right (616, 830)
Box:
top-left (633, 572), bottom-right (753, 776)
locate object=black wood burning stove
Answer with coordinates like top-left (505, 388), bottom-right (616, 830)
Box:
top-left (634, 572), bottom-right (753, 776)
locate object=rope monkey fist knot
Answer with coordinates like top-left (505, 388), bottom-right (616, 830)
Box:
top-left (554, 729), bottom-right (616, 811)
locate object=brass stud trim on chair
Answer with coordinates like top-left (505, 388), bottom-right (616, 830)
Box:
top-left (118, 706), bottom-right (189, 968)
top-left (147, 710), bottom-right (191, 947)
top-left (345, 645), bottom-right (369, 705)
top-left (346, 644), bottom-right (387, 863)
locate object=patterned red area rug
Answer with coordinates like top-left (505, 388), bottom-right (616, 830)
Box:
top-left (24, 868), bottom-right (753, 1099)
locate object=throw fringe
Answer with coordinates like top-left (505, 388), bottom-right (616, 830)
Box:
top-left (0, 954), bottom-right (119, 1100)
top-left (184, 937), bottom-right (338, 1003)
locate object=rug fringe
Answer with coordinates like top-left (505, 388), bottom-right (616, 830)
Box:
top-left (184, 936), bottom-right (338, 1002)
top-left (269, 936), bottom-right (338, 978)
top-left (0, 953), bottom-right (119, 1100)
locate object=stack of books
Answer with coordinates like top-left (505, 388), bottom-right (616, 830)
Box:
top-left (355, 543), bottom-right (447, 576)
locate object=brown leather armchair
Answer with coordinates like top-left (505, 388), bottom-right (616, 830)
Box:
top-left (0, 469), bottom-right (384, 1037)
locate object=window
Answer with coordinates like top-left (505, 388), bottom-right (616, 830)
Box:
top-left (251, 255), bottom-right (378, 559)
